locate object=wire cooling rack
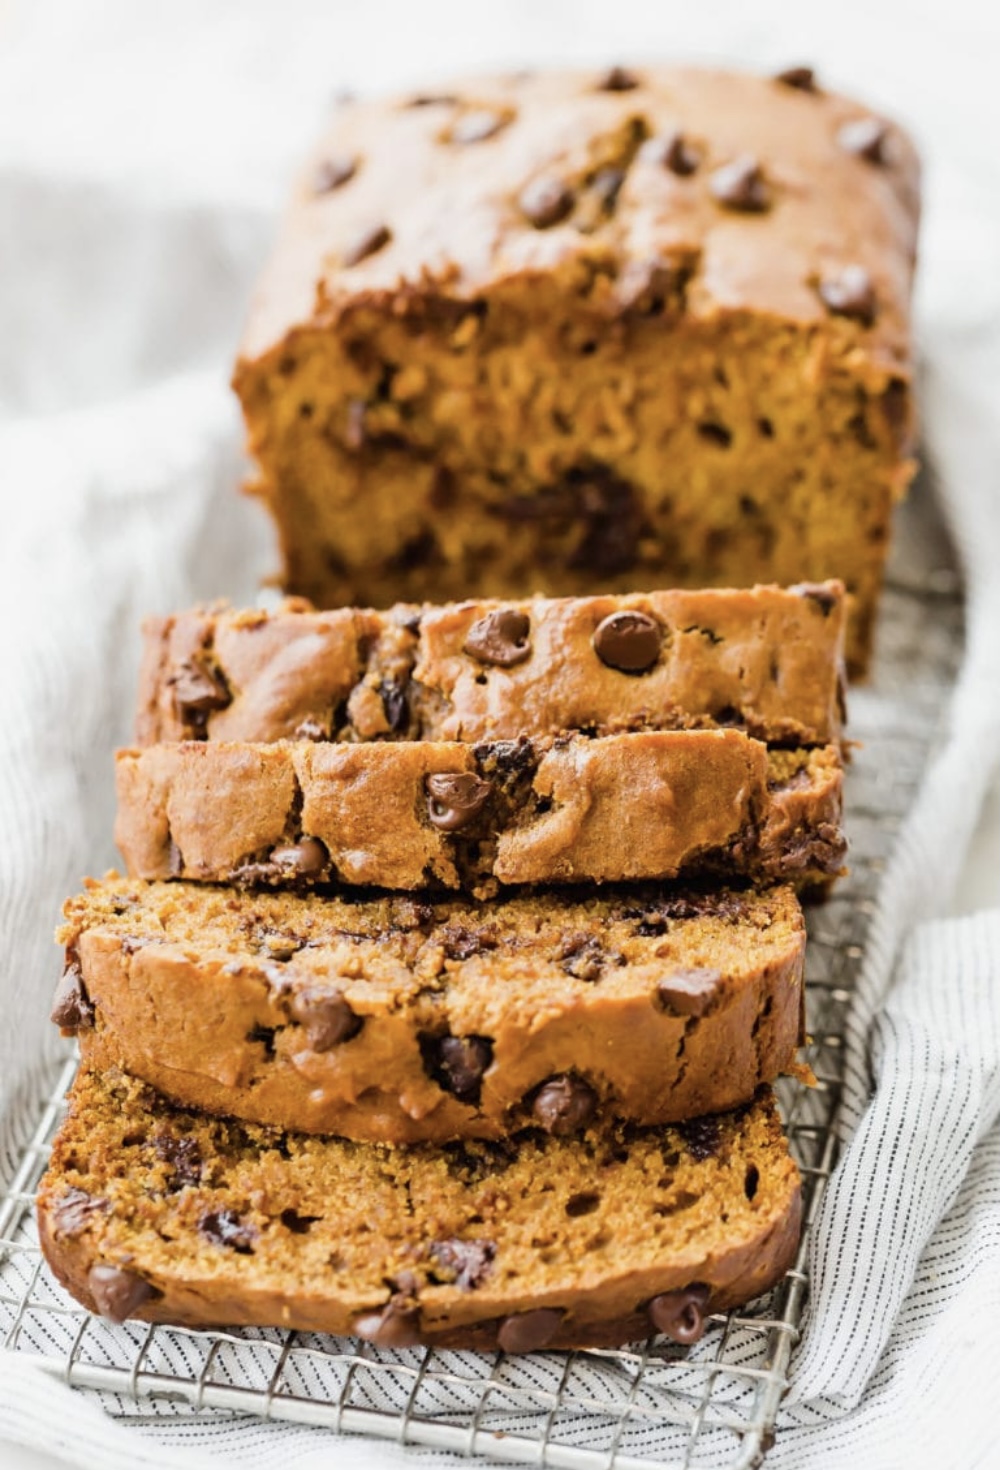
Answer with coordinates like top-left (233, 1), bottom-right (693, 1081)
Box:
top-left (0, 485), bottom-right (964, 1470)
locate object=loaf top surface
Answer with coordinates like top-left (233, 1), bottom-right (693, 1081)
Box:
top-left (237, 64), bottom-right (919, 374)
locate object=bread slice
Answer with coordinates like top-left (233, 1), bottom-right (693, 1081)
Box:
top-left (136, 583), bottom-right (845, 748)
top-left (114, 731), bottom-right (845, 895)
top-left (56, 875), bottom-right (806, 1142)
top-left (38, 1066), bottom-right (801, 1350)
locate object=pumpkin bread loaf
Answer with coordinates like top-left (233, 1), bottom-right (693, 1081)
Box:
top-left (232, 66), bottom-right (919, 673)
top-left (137, 582), bottom-right (846, 748)
top-left (56, 875), bottom-right (807, 1142)
top-left (37, 1066), bottom-right (801, 1350)
top-left (114, 732), bottom-right (845, 894)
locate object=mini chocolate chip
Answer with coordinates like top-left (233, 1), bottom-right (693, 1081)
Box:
top-left (313, 155), bottom-right (357, 192)
top-left (450, 108), bottom-right (507, 144)
top-left (593, 610), bottom-right (661, 673)
top-left (153, 1134), bottom-right (203, 1188)
top-left (430, 1238), bottom-right (497, 1290)
top-left (422, 1033), bottom-right (493, 1102)
top-left (289, 985), bottom-right (363, 1050)
top-left (596, 65), bottom-right (639, 92)
top-left (532, 1075), bottom-right (597, 1136)
top-left (498, 1308), bottom-right (563, 1353)
top-left (559, 934), bottom-right (606, 983)
top-left (817, 265), bottom-right (877, 325)
top-left (380, 679), bottom-right (409, 732)
top-left (837, 116), bottom-right (889, 163)
top-left (354, 1299), bottom-right (422, 1347)
top-left (641, 130), bottom-right (700, 176)
top-left (269, 837), bottom-right (330, 877)
top-left (519, 175), bottom-right (574, 229)
top-left (648, 1283), bottom-right (711, 1343)
top-left (50, 963), bottom-right (95, 1032)
top-left (656, 968), bottom-right (724, 1018)
top-left (172, 657), bottom-right (231, 720)
top-left (425, 772), bottom-right (493, 831)
top-left (52, 1188), bottom-right (108, 1238)
top-left (342, 222), bottom-right (392, 267)
top-left (463, 608), bottom-right (531, 667)
top-left (199, 1209), bottom-right (257, 1253)
top-left (678, 1115), bottom-right (721, 1161)
top-left (88, 1264), bottom-right (156, 1323)
top-left (709, 156), bottom-right (771, 212)
top-left (774, 65), bottom-right (816, 91)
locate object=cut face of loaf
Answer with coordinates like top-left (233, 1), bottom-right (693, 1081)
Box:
top-left (37, 1067), bottom-right (801, 1351)
top-left (58, 876), bottom-right (807, 1142)
top-left (136, 582), bottom-right (846, 748)
top-left (232, 66), bottom-right (919, 675)
top-left (114, 731), bottom-right (846, 895)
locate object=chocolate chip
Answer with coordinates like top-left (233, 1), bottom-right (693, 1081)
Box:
top-left (656, 968), bottom-right (723, 1018)
top-left (421, 1033), bottom-right (493, 1102)
top-left (153, 1134), bottom-right (203, 1188)
top-left (380, 679), bottom-right (409, 732)
top-left (288, 985), bottom-right (363, 1050)
top-left (342, 222), bottom-right (392, 267)
top-left (519, 175), bottom-right (573, 229)
top-left (497, 1308), bottom-right (563, 1353)
top-left (589, 165), bottom-right (625, 210)
top-left (596, 65), bottom-right (639, 92)
top-left (87, 1264), bottom-right (156, 1323)
top-left (641, 130), bottom-right (700, 176)
top-left (51, 1188), bottom-right (108, 1238)
top-left (353, 1299), bottom-right (422, 1348)
top-left (678, 1115), bottom-right (721, 1161)
top-left (559, 934), bottom-right (606, 983)
top-left (450, 108), bottom-right (507, 144)
top-left (442, 925), bottom-right (497, 961)
top-left (199, 1210), bottom-right (256, 1253)
top-left (405, 92), bottom-right (459, 108)
top-left (531, 1075), bottom-right (597, 1136)
top-left (593, 610), bottom-right (661, 673)
top-left (50, 963), bottom-right (95, 1032)
top-left (172, 657), bottom-right (231, 721)
top-left (294, 717), bottom-right (329, 741)
top-left (269, 837), bottom-right (330, 877)
top-left (313, 155), bottom-right (357, 192)
top-left (246, 1023), bottom-right (277, 1056)
top-left (648, 1283), bottom-right (711, 1343)
top-left (795, 582), bottom-right (838, 616)
top-left (837, 117), bottom-right (889, 163)
top-left (430, 1238), bottom-right (496, 1289)
top-left (463, 608), bottom-right (531, 667)
top-left (709, 157), bottom-right (771, 213)
top-left (774, 65), bottom-right (816, 91)
top-left (425, 772), bottom-right (493, 831)
top-left (817, 265), bottom-right (877, 325)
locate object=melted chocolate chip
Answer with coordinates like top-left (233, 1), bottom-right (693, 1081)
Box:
top-left (641, 130), bottom-right (700, 176)
top-left (51, 1188), bottom-right (108, 1238)
top-left (592, 610), bottom-right (661, 673)
top-left (463, 608), bottom-right (531, 667)
top-left (423, 1033), bottom-right (493, 1102)
top-left (88, 1264), bottom-right (156, 1323)
top-left (596, 65), bottom-right (639, 92)
top-left (837, 116), bottom-right (889, 163)
top-left (199, 1209), bottom-right (257, 1253)
top-left (314, 155), bottom-right (357, 192)
top-left (288, 985), bottom-right (363, 1050)
top-left (50, 963), bottom-right (95, 1032)
top-left (559, 934), bottom-right (606, 983)
top-left (353, 1299), bottom-right (422, 1347)
top-left (519, 175), bottom-right (574, 229)
top-left (153, 1134), bottom-right (203, 1188)
top-left (817, 265), bottom-right (877, 325)
top-left (269, 837), bottom-right (330, 878)
top-left (498, 1308), bottom-right (563, 1353)
top-left (172, 657), bottom-right (231, 723)
top-left (430, 1238), bottom-right (496, 1289)
top-left (342, 222), bottom-right (392, 267)
top-left (678, 1115), bottom-right (721, 1161)
top-left (648, 1283), bottom-right (711, 1343)
top-left (425, 772), bottom-right (493, 831)
top-left (450, 108), bottom-right (508, 144)
top-left (774, 65), bottom-right (816, 91)
top-left (532, 1075), bottom-right (598, 1136)
top-left (656, 968), bottom-right (724, 1018)
top-left (709, 156), bottom-right (771, 213)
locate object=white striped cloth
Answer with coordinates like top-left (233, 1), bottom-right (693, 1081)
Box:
top-left (2, 4), bottom-right (1000, 1467)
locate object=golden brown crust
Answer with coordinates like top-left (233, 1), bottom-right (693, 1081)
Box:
top-left (37, 1067), bottom-right (801, 1349)
top-left (136, 583), bottom-right (846, 748)
top-left (114, 732), bottom-right (845, 894)
top-left (62, 876), bottom-right (806, 1141)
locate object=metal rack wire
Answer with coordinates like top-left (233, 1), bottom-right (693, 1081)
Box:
top-left (0, 488), bottom-right (964, 1470)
